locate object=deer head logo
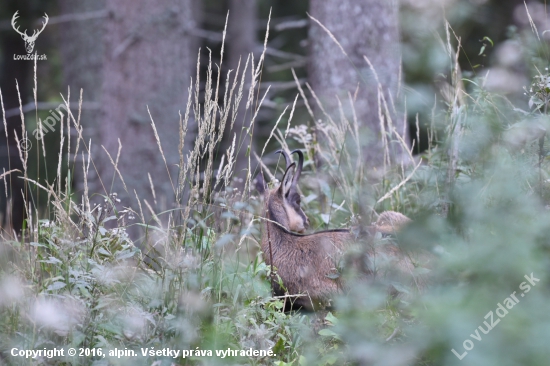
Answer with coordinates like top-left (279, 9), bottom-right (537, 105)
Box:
top-left (11, 11), bottom-right (49, 54)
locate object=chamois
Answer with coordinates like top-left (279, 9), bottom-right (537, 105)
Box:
top-left (257, 149), bottom-right (424, 311)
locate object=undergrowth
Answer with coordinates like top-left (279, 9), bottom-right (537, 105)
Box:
top-left (2, 13), bottom-right (550, 366)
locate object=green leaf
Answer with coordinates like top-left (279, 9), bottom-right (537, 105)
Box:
top-left (70, 331), bottom-right (86, 348)
top-left (478, 45), bottom-right (486, 55)
top-left (41, 256), bottom-right (62, 264)
top-left (97, 322), bottom-right (122, 336)
top-left (115, 249), bottom-right (136, 260)
top-left (97, 247), bottom-right (111, 256)
top-left (46, 281), bottom-right (66, 291)
top-left (318, 328), bottom-right (341, 341)
top-left (93, 335), bottom-right (109, 348)
top-left (323, 355), bottom-right (339, 365)
top-left (103, 215), bottom-right (117, 223)
top-left (77, 285), bottom-right (91, 298)
top-left (482, 36), bottom-right (494, 46)
top-left (325, 312), bottom-right (339, 326)
top-left (272, 336), bottom-right (285, 356)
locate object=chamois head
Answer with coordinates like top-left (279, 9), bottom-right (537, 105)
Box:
top-left (259, 149), bottom-right (309, 233)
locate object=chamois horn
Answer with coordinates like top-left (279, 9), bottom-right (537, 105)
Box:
top-left (275, 149), bottom-right (292, 168)
top-left (290, 149), bottom-right (303, 186)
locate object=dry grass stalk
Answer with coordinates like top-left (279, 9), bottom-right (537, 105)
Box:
top-left (101, 142), bottom-right (127, 193)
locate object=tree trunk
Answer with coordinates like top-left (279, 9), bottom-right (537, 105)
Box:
top-left (226, 0), bottom-right (257, 186)
top-left (99, 0), bottom-right (199, 230)
top-left (308, 0), bottom-right (406, 167)
top-left (0, 34), bottom-right (28, 232)
top-left (57, 0), bottom-right (106, 195)
top-left (0, 4), bottom-right (39, 232)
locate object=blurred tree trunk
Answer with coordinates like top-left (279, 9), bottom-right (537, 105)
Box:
top-left (226, 0), bottom-right (257, 186)
top-left (99, 0), bottom-right (200, 229)
top-left (308, 0), bottom-right (407, 167)
top-left (0, 4), bottom-right (39, 232)
top-left (57, 0), bottom-right (105, 195)
top-left (0, 34), bottom-right (27, 232)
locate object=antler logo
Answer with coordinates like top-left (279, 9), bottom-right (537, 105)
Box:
top-left (11, 11), bottom-right (49, 54)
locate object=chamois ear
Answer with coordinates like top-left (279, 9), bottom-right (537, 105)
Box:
top-left (254, 173), bottom-right (266, 195)
top-left (278, 162), bottom-right (296, 197)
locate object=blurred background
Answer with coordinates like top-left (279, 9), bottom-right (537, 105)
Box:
top-left (3, 2), bottom-right (550, 365)
top-left (0, 0), bottom-right (545, 231)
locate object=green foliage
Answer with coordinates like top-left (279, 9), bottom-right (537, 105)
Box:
top-left (4, 11), bottom-right (550, 366)
top-left (1, 90), bottom-right (544, 365)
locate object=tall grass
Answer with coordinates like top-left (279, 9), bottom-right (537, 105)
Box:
top-left (2, 11), bottom-right (550, 366)
top-left (0, 16), bottom-right (313, 366)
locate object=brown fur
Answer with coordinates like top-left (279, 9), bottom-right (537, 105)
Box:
top-left (372, 211), bottom-right (412, 235)
top-left (262, 188), bottom-right (352, 310)
top-left (259, 150), bottom-right (430, 311)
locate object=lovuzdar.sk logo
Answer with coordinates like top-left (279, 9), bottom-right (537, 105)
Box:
top-left (11, 10), bottom-right (48, 61)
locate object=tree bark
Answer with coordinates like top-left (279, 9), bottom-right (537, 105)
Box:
top-left (0, 34), bottom-right (27, 232)
top-left (308, 0), bottom-right (406, 167)
top-left (57, 0), bottom-right (105, 195)
top-left (0, 4), bottom-right (39, 231)
top-left (226, 0), bottom-right (257, 185)
top-left (99, 0), bottom-right (199, 228)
